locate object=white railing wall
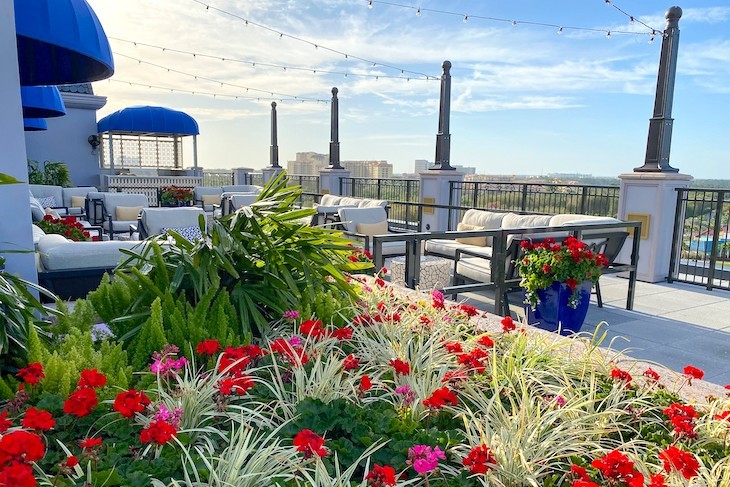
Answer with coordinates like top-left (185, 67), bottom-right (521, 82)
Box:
top-left (104, 175), bottom-right (203, 206)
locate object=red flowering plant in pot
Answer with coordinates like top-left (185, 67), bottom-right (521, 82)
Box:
top-left (34, 215), bottom-right (98, 242)
top-left (159, 185), bottom-right (194, 207)
top-left (516, 236), bottom-right (608, 334)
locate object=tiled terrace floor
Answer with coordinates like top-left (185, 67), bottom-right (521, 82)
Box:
top-left (451, 276), bottom-right (730, 385)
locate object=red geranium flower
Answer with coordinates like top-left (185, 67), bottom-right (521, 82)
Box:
top-left (648, 473), bottom-right (667, 487)
top-left (389, 358), bottom-right (411, 375)
top-left (714, 411), bottom-right (730, 422)
top-left (443, 341), bottom-right (463, 353)
top-left (365, 463), bottom-right (396, 486)
top-left (683, 365), bottom-right (704, 383)
top-left (140, 419), bottom-right (178, 446)
top-left (663, 403), bottom-right (698, 439)
top-left (477, 335), bottom-right (494, 348)
top-left (300, 319), bottom-right (325, 339)
top-left (611, 367), bottom-right (632, 385)
top-left (218, 346), bottom-right (251, 374)
top-left (591, 450), bottom-right (644, 487)
top-left (0, 411), bottom-right (12, 433)
top-left (77, 369), bottom-right (107, 388)
top-left (643, 368), bottom-right (660, 381)
top-left (459, 304), bottom-right (479, 317)
top-left (570, 464), bottom-right (590, 481)
top-left (113, 389), bottom-right (151, 418)
top-left (21, 407), bottom-right (55, 431)
top-left (16, 362), bottom-right (44, 385)
top-left (332, 327), bottom-right (353, 340)
top-left (360, 375), bottom-right (372, 392)
top-left (196, 339), bottom-right (221, 356)
top-left (573, 481), bottom-right (600, 487)
top-left (422, 387), bottom-right (458, 409)
top-left (462, 444), bottom-right (496, 474)
top-left (218, 374), bottom-right (255, 396)
top-left (565, 277), bottom-right (579, 291)
top-left (80, 437), bottom-right (103, 450)
top-left (457, 348), bottom-right (489, 374)
top-left (293, 429), bottom-right (327, 458)
top-left (63, 387), bottom-right (99, 418)
top-left (0, 462), bottom-right (36, 487)
top-left (659, 445), bottom-right (699, 479)
top-left (0, 430), bottom-right (46, 463)
top-left (501, 316), bottom-right (515, 333)
top-left (343, 354), bottom-right (360, 371)
top-left (65, 455), bottom-right (79, 467)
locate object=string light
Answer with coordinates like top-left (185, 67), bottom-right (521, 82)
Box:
top-left (463, 15), bottom-right (468, 23)
top-left (187, 0), bottom-right (436, 79)
top-left (106, 79), bottom-right (328, 103)
top-left (366, 0), bottom-right (659, 38)
top-left (113, 52), bottom-right (328, 101)
top-left (109, 37), bottom-right (436, 81)
top-left (368, 0), bottom-right (373, 7)
top-left (600, 0), bottom-right (660, 34)
top-left (557, 26), bottom-right (563, 34)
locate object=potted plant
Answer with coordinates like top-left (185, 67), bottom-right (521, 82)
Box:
top-left (159, 185), bottom-right (194, 207)
top-left (516, 236), bottom-right (608, 335)
top-left (34, 215), bottom-right (98, 242)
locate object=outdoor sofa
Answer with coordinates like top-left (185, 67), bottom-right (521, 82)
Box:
top-left (29, 185), bottom-right (98, 218)
top-left (312, 195), bottom-right (388, 226)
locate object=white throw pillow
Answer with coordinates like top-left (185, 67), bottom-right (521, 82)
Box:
top-left (70, 195), bottom-right (86, 208)
top-left (201, 194), bottom-right (220, 206)
top-left (44, 207), bottom-right (61, 220)
top-left (161, 225), bottom-right (203, 242)
top-left (356, 221), bottom-right (388, 237)
top-left (455, 222), bottom-right (489, 246)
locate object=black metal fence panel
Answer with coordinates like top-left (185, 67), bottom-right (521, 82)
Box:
top-left (669, 189), bottom-right (729, 290)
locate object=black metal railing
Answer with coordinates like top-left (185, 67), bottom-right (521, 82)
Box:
top-left (203, 170), bottom-right (234, 186)
top-left (669, 189), bottom-right (730, 290)
top-left (340, 178), bottom-right (420, 202)
top-left (450, 181), bottom-right (620, 220)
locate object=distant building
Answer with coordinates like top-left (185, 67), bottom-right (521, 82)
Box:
top-left (452, 165), bottom-right (476, 175)
top-left (344, 160), bottom-right (393, 178)
top-left (414, 159), bottom-right (433, 172)
top-left (287, 152), bottom-right (328, 176)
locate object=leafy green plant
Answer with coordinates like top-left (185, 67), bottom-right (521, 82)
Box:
top-left (113, 172), bottom-right (368, 339)
top-left (0, 256), bottom-right (58, 367)
top-left (27, 159), bottom-right (71, 187)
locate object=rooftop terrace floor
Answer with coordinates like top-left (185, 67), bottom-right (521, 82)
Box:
top-left (451, 275), bottom-right (730, 385)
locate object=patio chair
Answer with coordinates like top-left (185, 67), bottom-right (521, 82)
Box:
top-left (193, 186), bottom-right (223, 212)
top-left (222, 185), bottom-right (262, 194)
top-left (221, 192), bottom-right (259, 215)
top-left (29, 184), bottom-right (68, 216)
top-left (135, 207), bottom-right (206, 240)
top-left (97, 192), bottom-right (150, 238)
top-left (337, 206), bottom-right (407, 258)
top-left (62, 186), bottom-right (97, 216)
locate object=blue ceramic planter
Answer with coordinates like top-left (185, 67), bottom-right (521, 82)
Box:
top-left (524, 280), bottom-right (593, 336)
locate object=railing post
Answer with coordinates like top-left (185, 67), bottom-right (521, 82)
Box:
top-left (521, 184), bottom-right (528, 212)
top-left (580, 186), bottom-right (588, 214)
top-left (472, 182), bottom-right (478, 209)
top-left (706, 191), bottom-right (725, 291)
top-left (377, 179), bottom-right (382, 199)
top-left (492, 230), bottom-right (507, 316)
top-left (667, 188), bottom-right (685, 283)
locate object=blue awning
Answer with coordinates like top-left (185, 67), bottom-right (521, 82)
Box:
top-left (15, 0), bottom-right (114, 86)
top-left (21, 86), bottom-right (67, 118)
top-left (24, 118), bottom-right (48, 132)
top-left (97, 106), bottom-right (200, 136)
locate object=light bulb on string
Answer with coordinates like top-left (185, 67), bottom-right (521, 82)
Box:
top-left (416, 7), bottom-right (421, 16)
top-left (604, 0), bottom-right (611, 5)
top-left (511, 20), bottom-right (517, 26)
top-left (463, 15), bottom-right (468, 23)
top-left (606, 30), bottom-right (611, 38)
top-left (557, 26), bottom-right (563, 34)
top-left (648, 34), bottom-right (655, 44)
top-left (368, 0), bottom-right (373, 8)
top-left (629, 16), bottom-right (635, 25)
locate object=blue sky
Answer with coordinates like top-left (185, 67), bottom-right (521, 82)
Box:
top-left (88, 0), bottom-right (730, 178)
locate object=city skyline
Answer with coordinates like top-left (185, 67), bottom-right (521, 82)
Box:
top-left (87, 0), bottom-right (729, 178)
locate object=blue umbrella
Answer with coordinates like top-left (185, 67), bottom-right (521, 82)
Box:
top-left (15, 0), bottom-right (114, 86)
top-left (24, 118), bottom-right (48, 132)
top-left (20, 86), bottom-right (67, 118)
top-left (97, 106), bottom-right (200, 135)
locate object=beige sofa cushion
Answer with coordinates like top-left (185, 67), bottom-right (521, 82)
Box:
top-left (426, 239), bottom-right (492, 259)
top-left (116, 206), bottom-right (143, 221)
top-left (455, 222), bottom-right (488, 246)
top-left (461, 209), bottom-right (507, 229)
top-left (37, 234), bottom-right (142, 271)
top-left (356, 220), bottom-right (388, 237)
top-left (201, 194), bottom-right (220, 206)
top-left (70, 196), bottom-right (86, 209)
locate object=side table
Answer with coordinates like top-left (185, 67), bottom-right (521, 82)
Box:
top-left (389, 256), bottom-right (452, 290)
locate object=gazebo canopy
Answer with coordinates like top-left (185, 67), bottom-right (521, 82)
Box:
top-left (15, 0), bottom-right (114, 86)
top-left (24, 118), bottom-right (47, 132)
top-left (20, 86), bottom-right (66, 118)
top-left (97, 106), bottom-right (200, 137)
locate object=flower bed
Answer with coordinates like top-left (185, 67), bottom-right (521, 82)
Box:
top-left (1, 276), bottom-right (729, 486)
top-left (34, 215), bottom-right (99, 242)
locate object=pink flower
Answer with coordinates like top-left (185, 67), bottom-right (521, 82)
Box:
top-left (407, 445), bottom-right (446, 474)
top-left (283, 310), bottom-right (300, 320)
top-left (288, 335), bottom-right (303, 347)
top-left (395, 385), bottom-right (416, 404)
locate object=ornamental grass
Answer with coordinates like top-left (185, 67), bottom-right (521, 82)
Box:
top-left (1, 274), bottom-right (729, 486)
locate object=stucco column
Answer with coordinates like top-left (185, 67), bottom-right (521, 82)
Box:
top-left (617, 172), bottom-right (692, 282)
top-left (318, 168), bottom-right (351, 196)
top-left (418, 170), bottom-right (464, 232)
top-left (0, 1), bottom-right (37, 282)
top-left (232, 167), bottom-right (254, 185)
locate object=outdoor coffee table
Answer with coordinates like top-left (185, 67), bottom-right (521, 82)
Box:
top-left (389, 255), bottom-right (452, 290)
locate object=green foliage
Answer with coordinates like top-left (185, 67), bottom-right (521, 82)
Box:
top-left (297, 287), bottom-right (357, 328)
top-left (32, 328), bottom-right (132, 397)
top-left (0, 256), bottom-right (58, 366)
top-left (113, 171), bottom-right (367, 339)
top-left (27, 159), bottom-right (71, 187)
top-left (87, 273), bottom-right (139, 327)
